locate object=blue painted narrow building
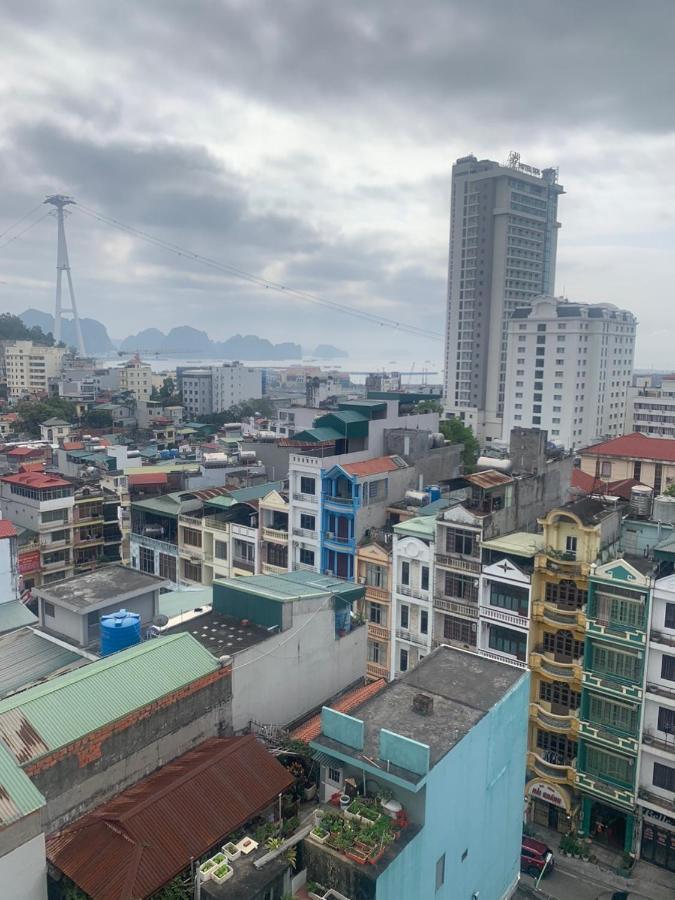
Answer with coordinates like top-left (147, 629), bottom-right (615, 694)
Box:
top-left (305, 646), bottom-right (530, 900)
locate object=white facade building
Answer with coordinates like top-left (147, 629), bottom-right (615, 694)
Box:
top-left (118, 355), bottom-right (153, 402)
top-left (443, 153), bottom-right (564, 441)
top-left (180, 364), bottom-right (262, 417)
top-left (390, 516), bottom-right (435, 678)
top-left (626, 375), bottom-right (675, 439)
top-left (502, 297), bottom-right (636, 450)
top-left (5, 342), bottom-right (67, 399)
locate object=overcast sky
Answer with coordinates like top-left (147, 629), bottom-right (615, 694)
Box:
top-left (0, 0), bottom-right (673, 365)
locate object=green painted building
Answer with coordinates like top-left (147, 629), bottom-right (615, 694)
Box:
top-left (577, 557), bottom-right (654, 855)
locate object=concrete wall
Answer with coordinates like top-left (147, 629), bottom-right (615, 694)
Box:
top-left (0, 829), bottom-right (47, 900)
top-left (27, 668), bottom-right (232, 832)
top-left (231, 605), bottom-right (366, 732)
top-left (383, 431), bottom-right (462, 486)
top-left (374, 671), bottom-right (529, 900)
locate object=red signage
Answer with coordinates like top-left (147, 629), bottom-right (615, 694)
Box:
top-left (529, 782), bottom-right (566, 808)
top-left (18, 550), bottom-right (41, 574)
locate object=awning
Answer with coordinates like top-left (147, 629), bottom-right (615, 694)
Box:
top-left (526, 779), bottom-right (576, 813)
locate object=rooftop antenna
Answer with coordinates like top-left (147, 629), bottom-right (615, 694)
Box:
top-left (44, 194), bottom-right (86, 356)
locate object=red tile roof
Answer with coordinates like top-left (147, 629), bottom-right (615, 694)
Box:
top-left (571, 468), bottom-right (643, 501)
top-left (47, 735), bottom-right (293, 900)
top-left (0, 520), bottom-right (17, 538)
top-left (0, 471), bottom-right (71, 489)
top-left (580, 432), bottom-right (675, 463)
top-left (291, 679), bottom-right (387, 743)
top-left (7, 446), bottom-right (43, 458)
top-left (341, 456), bottom-right (405, 477)
top-left (18, 462), bottom-right (45, 473)
top-left (63, 441), bottom-right (85, 451)
top-left (127, 472), bottom-right (169, 486)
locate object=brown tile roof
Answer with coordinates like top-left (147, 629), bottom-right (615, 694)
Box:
top-left (47, 735), bottom-right (293, 900)
top-left (291, 679), bottom-right (387, 743)
top-left (341, 456), bottom-right (405, 477)
top-left (1, 471), bottom-right (70, 489)
top-left (580, 432), bottom-right (675, 463)
top-left (127, 472), bottom-right (169, 486)
top-left (571, 468), bottom-right (643, 500)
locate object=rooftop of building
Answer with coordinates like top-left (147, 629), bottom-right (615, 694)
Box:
top-left (0, 627), bottom-right (89, 699)
top-left (47, 735), bottom-right (293, 900)
top-left (393, 515), bottom-right (436, 540)
top-left (291, 679), bottom-right (387, 743)
top-left (340, 455), bottom-right (408, 477)
top-left (33, 565), bottom-right (168, 611)
top-left (510, 295), bottom-right (635, 321)
top-left (571, 468), bottom-right (645, 500)
top-left (159, 587), bottom-right (214, 620)
top-left (0, 633), bottom-right (220, 767)
top-left (164, 609), bottom-right (272, 656)
top-left (0, 740), bottom-right (45, 827)
top-left (312, 646), bottom-right (524, 781)
top-left (481, 531), bottom-right (545, 558)
top-left (548, 496), bottom-right (622, 526)
top-left (40, 417), bottom-right (71, 427)
top-left (214, 569), bottom-right (363, 603)
top-left (0, 470), bottom-right (71, 489)
top-left (465, 469), bottom-right (513, 490)
top-left (127, 471), bottom-right (169, 486)
top-left (226, 480), bottom-right (284, 503)
top-left (580, 432), bottom-right (675, 463)
top-left (0, 520), bottom-right (17, 538)
top-left (0, 600), bottom-right (38, 634)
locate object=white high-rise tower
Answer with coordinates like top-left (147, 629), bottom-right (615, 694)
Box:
top-left (44, 194), bottom-right (86, 356)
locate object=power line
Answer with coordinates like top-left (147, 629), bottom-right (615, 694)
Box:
top-left (0, 211), bottom-right (51, 252)
top-left (74, 204), bottom-right (442, 342)
top-left (0, 203), bottom-right (44, 241)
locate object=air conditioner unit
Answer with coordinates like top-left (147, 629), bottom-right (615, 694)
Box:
top-left (358, 576), bottom-right (366, 584)
top-left (326, 532), bottom-right (334, 540)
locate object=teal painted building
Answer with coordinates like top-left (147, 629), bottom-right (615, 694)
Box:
top-left (307, 647), bottom-right (529, 900)
top-left (577, 558), bottom-right (654, 855)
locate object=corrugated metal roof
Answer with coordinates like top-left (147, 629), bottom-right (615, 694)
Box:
top-left (393, 515), bottom-right (436, 539)
top-left (159, 587), bottom-right (213, 619)
top-left (0, 601), bottom-right (37, 635)
top-left (291, 426), bottom-right (343, 443)
top-left (0, 628), bottom-right (88, 699)
top-left (0, 634), bottom-right (219, 766)
top-left (215, 569), bottom-right (364, 603)
top-left (0, 741), bottom-right (45, 827)
top-left (47, 735), bottom-right (294, 900)
top-left (227, 480), bottom-right (284, 503)
top-left (465, 469), bottom-right (513, 489)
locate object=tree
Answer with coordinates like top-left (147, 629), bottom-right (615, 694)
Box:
top-left (439, 418), bottom-right (480, 472)
top-left (82, 408), bottom-right (113, 429)
top-left (15, 398), bottom-right (78, 437)
top-left (413, 400), bottom-right (443, 414)
top-left (196, 396), bottom-right (276, 426)
top-left (0, 313), bottom-right (54, 346)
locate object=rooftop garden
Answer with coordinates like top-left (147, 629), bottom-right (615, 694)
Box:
top-left (309, 796), bottom-right (409, 866)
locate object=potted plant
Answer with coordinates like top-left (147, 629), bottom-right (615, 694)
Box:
top-left (309, 823), bottom-right (330, 845)
top-left (199, 859), bottom-right (217, 881)
top-left (211, 861), bottom-right (233, 885)
top-left (222, 840), bottom-right (241, 861)
top-left (304, 781), bottom-right (318, 801)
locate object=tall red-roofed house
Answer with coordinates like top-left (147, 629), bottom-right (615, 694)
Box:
top-left (578, 432), bottom-right (675, 494)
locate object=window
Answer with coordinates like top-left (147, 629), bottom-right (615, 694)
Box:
top-left (657, 706), bottom-right (675, 735)
top-left (420, 609), bottom-right (428, 634)
top-left (159, 553), bottom-right (176, 582)
top-left (300, 476), bottom-right (315, 495)
top-left (399, 648), bottom-right (408, 672)
top-left (43, 601), bottom-right (55, 618)
top-left (369, 479), bottom-right (387, 500)
top-left (421, 565), bottom-right (429, 591)
top-left (400, 604), bottom-right (409, 629)
top-left (662, 654), bottom-right (675, 682)
top-left (214, 540), bottom-right (228, 560)
top-left (592, 643), bottom-right (641, 681)
top-left (369, 603), bottom-right (383, 625)
top-left (594, 588), bottom-right (645, 629)
top-left (182, 527), bottom-right (202, 548)
top-left (443, 615), bottom-right (475, 645)
top-left (545, 580), bottom-right (587, 610)
top-left (435, 854), bottom-right (445, 891)
top-left (443, 572), bottom-right (477, 601)
top-left (327, 766), bottom-right (342, 785)
top-left (586, 747), bottom-right (632, 785)
top-left (653, 762), bottom-right (675, 792)
top-left (401, 560), bottom-right (410, 586)
top-left (365, 563), bottom-right (387, 589)
top-left (42, 508), bottom-right (68, 524)
top-left (665, 603), bottom-right (675, 629)
top-left (600, 460), bottom-right (612, 478)
top-left (539, 680), bottom-right (579, 711)
top-left (490, 582), bottom-right (528, 615)
top-left (139, 545), bottom-right (155, 574)
top-left (445, 527), bottom-right (476, 556)
top-left (368, 641), bottom-right (381, 663)
top-left (489, 625), bottom-right (526, 659)
top-left (183, 559), bottom-right (202, 582)
top-left (588, 694), bottom-right (638, 735)
top-left (300, 513), bottom-right (315, 531)
top-left (233, 539), bottom-right (254, 562)
top-left (536, 730), bottom-right (576, 762)
top-left (565, 536), bottom-right (577, 555)
top-left (633, 460), bottom-right (642, 481)
top-left (299, 548), bottom-right (315, 566)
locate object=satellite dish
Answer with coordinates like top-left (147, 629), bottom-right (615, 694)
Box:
top-left (153, 614), bottom-right (169, 628)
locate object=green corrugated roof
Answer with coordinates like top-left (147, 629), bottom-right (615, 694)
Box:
top-left (292, 426), bottom-right (343, 443)
top-left (0, 741), bottom-right (45, 826)
top-left (481, 532), bottom-right (545, 558)
top-left (0, 634), bottom-right (218, 766)
top-left (130, 492), bottom-right (187, 516)
top-left (228, 481), bottom-right (284, 503)
top-left (123, 462), bottom-right (200, 475)
top-left (159, 588), bottom-right (213, 619)
top-left (0, 601), bottom-right (38, 635)
top-left (0, 628), bottom-right (87, 699)
top-left (393, 516), bottom-right (436, 539)
top-left (318, 410), bottom-right (368, 425)
top-left (203, 495), bottom-right (237, 511)
top-left (417, 498), bottom-right (451, 516)
top-left (214, 569), bottom-right (363, 604)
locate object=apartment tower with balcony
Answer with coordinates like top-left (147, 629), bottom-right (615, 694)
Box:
top-left (443, 153), bottom-right (563, 440)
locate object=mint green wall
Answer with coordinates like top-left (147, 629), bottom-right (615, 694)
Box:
top-left (321, 708), bottom-right (364, 751)
top-left (379, 729), bottom-right (429, 777)
top-left (374, 673), bottom-right (529, 900)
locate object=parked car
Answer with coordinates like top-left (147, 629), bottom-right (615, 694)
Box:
top-left (521, 837), bottom-right (554, 877)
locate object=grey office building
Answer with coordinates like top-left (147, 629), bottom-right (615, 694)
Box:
top-left (443, 153), bottom-right (564, 441)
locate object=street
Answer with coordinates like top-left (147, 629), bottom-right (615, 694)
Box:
top-left (517, 857), bottom-right (675, 900)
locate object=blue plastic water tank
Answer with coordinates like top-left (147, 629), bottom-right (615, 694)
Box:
top-left (100, 609), bottom-right (142, 656)
top-left (160, 449), bottom-right (172, 459)
top-left (428, 485), bottom-right (441, 502)
top-left (169, 448), bottom-right (179, 458)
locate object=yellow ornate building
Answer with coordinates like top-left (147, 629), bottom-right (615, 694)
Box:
top-left (355, 535), bottom-right (392, 681)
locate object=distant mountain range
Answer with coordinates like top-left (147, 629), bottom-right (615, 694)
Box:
top-left (18, 310), bottom-right (346, 361)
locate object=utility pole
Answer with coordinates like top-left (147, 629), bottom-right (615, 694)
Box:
top-left (44, 194), bottom-right (86, 356)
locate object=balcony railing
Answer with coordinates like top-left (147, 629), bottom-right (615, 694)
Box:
top-left (398, 585), bottom-right (430, 601)
top-left (478, 648), bottom-right (527, 669)
top-left (480, 605), bottom-right (529, 629)
top-left (131, 533), bottom-right (178, 555)
top-left (292, 491), bottom-right (318, 504)
top-left (530, 703), bottom-right (578, 733)
top-left (643, 731), bottom-right (675, 755)
top-left (638, 787), bottom-right (675, 813)
top-left (646, 681), bottom-right (675, 700)
top-left (395, 627), bottom-right (429, 648)
top-left (203, 517), bottom-right (229, 532)
top-left (179, 514), bottom-right (204, 528)
top-left (262, 526), bottom-right (288, 543)
top-left (368, 623), bottom-right (389, 642)
top-left (294, 562), bottom-right (317, 572)
top-left (293, 527), bottom-right (318, 540)
top-left (364, 585), bottom-right (389, 603)
top-left (366, 661), bottom-right (389, 681)
top-left (650, 629), bottom-right (675, 649)
top-left (323, 533), bottom-right (355, 547)
top-left (528, 751), bottom-right (576, 784)
top-left (433, 596), bottom-right (479, 618)
top-left (435, 553), bottom-right (480, 574)
top-left (233, 557), bottom-right (255, 573)
top-left (261, 561), bottom-right (287, 575)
